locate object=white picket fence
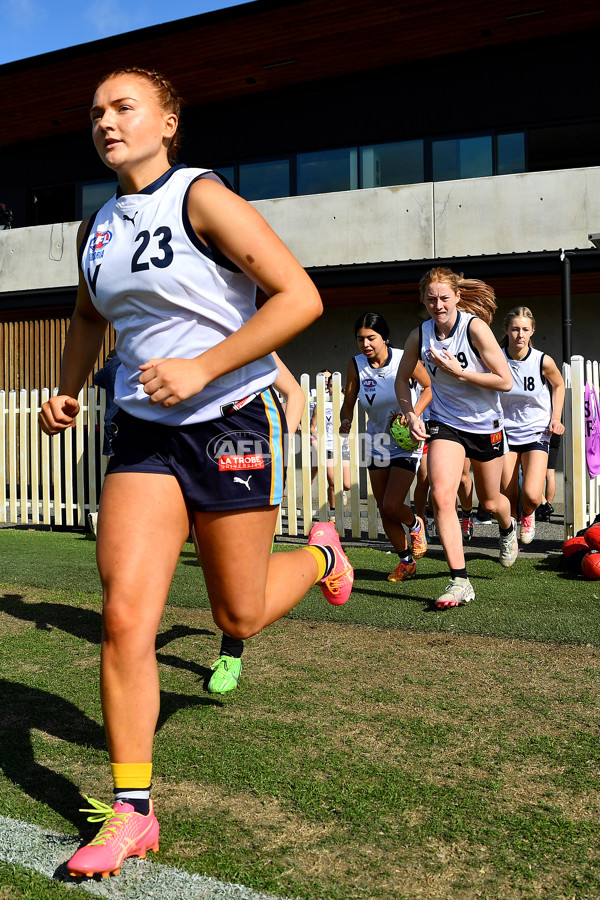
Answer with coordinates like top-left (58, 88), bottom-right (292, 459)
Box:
top-left (3, 361), bottom-right (598, 538)
top-left (0, 373), bottom-right (382, 538)
top-left (563, 355), bottom-right (600, 537)
top-left (1, 386), bottom-right (108, 528)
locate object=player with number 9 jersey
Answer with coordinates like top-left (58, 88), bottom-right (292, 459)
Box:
top-left (419, 310), bottom-right (504, 435)
top-left (395, 268), bottom-right (517, 611)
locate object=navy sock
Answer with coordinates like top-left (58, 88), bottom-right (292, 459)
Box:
top-left (311, 544), bottom-right (335, 577)
top-left (323, 545), bottom-right (336, 576)
top-left (450, 568), bottom-right (468, 580)
top-left (113, 789), bottom-right (150, 816)
top-left (220, 634), bottom-right (244, 658)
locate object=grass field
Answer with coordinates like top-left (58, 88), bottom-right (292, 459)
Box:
top-left (0, 527), bottom-right (599, 899)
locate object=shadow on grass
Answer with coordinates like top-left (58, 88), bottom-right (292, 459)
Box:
top-left (354, 568), bottom-right (443, 583)
top-left (0, 594), bottom-right (220, 828)
top-left (155, 623), bottom-right (216, 650)
top-left (1, 590), bottom-right (218, 681)
top-left (0, 593), bottom-right (214, 649)
top-left (0, 677), bottom-right (216, 832)
top-left (356, 564), bottom-right (497, 586)
top-left (534, 556), bottom-right (589, 581)
top-left (0, 593), bottom-right (103, 643)
top-left (0, 678), bottom-right (105, 830)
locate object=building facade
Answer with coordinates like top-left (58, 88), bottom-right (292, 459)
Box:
top-left (1, 0), bottom-right (599, 389)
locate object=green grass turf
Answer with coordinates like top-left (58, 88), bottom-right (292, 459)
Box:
top-left (2, 527), bottom-right (599, 645)
top-left (1, 527), bottom-right (600, 899)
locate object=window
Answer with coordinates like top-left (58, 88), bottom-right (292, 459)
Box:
top-left (29, 185), bottom-right (77, 226)
top-left (213, 130), bottom-right (525, 200)
top-left (528, 122), bottom-right (600, 172)
top-left (239, 159), bottom-right (290, 200)
top-left (497, 133), bottom-right (525, 176)
top-left (432, 136), bottom-right (493, 181)
top-left (360, 140), bottom-right (424, 188)
top-left (81, 182), bottom-right (118, 219)
top-left (297, 147), bottom-right (358, 195)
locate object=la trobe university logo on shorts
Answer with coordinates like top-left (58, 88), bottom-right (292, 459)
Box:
top-left (207, 430), bottom-right (272, 472)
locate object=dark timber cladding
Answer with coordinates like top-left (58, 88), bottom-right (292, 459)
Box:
top-left (1, 0), bottom-right (600, 147)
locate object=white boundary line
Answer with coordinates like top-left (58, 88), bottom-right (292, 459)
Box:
top-left (0, 816), bottom-right (291, 899)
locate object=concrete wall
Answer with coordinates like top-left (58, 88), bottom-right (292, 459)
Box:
top-left (256, 166), bottom-right (600, 263)
top-left (276, 293), bottom-right (585, 392)
top-left (1, 167), bottom-right (597, 402)
top-left (257, 182), bottom-right (434, 266)
top-left (0, 220), bottom-right (80, 292)
top-left (2, 167), bottom-right (600, 293)
top-left (432, 167), bottom-right (600, 258)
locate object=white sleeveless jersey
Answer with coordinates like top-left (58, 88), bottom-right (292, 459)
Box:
top-left (312, 400), bottom-right (334, 451)
top-left (324, 401), bottom-right (334, 451)
top-left (500, 347), bottom-right (552, 445)
top-left (354, 347), bottom-right (421, 460)
top-left (420, 312), bottom-right (503, 434)
top-left (79, 165), bottom-right (277, 425)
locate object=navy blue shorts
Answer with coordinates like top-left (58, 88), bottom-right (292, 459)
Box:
top-left (427, 419), bottom-right (506, 462)
top-left (548, 432), bottom-right (562, 468)
top-left (367, 455), bottom-right (419, 473)
top-left (507, 439), bottom-right (549, 454)
top-left (105, 388), bottom-right (287, 512)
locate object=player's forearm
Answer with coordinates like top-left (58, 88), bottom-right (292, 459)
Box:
top-left (58, 311), bottom-right (108, 397)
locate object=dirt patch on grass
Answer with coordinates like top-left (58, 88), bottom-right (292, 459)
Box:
top-left (0, 610), bottom-right (34, 639)
top-left (154, 780), bottom-right (333, 855)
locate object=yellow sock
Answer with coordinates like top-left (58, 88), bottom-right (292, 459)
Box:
top-left (111, 762), bottom-right (153, 790)
top-left (305, 545), bottom-right (328, 582)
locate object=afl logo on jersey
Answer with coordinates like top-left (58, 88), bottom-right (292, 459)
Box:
top-left (90, 231), bottom-right (112, 251)
top-left (363, 378), bottom-right (377, 390)
top-left (89, 231), bottom-right (112, 261)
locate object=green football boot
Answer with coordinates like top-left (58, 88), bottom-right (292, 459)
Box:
top-left (207, 655), bottom-right (242, 694)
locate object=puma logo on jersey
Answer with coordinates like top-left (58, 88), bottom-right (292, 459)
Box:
top-left (233, 475), bottom-right (253, 490)
top-left (122, 211), bottom-right (138, 225)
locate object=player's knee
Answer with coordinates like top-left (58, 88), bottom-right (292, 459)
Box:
top-left (523, 489), bottom-right (543, 511)
top-left (382, 495), bottom-right (403, 520)
top-left (429, 488), bottom-right (455, 512)
top-left (213, 610), bottom-right (261, 641)
top-left (102, 600), bottom-right (137, 638)
top-left (102, 600), bottom-right (156, 656)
